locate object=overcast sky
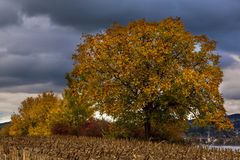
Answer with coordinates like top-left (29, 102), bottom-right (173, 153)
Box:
top-left (0, 0), bottom-right (240, 123)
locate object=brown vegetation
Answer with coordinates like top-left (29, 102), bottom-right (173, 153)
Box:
top-left (0, 136), bottom-right (240, 160)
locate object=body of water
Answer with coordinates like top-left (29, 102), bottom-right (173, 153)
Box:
top-left (207, 145), bottom-right (240, 151)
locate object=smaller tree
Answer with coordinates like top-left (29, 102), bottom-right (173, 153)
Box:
top-left (50, 89), bottom-right (94, 135)
top-left (9, 91), bottom-right (61, 136)
top-left (9, 90), bottom-right (94, 136)
top-left (0, 123), bottom-right (10, 136)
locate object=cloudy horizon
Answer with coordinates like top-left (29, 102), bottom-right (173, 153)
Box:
top-left (0, 0), bottom-right (240, 122)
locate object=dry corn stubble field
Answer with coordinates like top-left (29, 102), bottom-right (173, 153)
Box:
top-left (0, 136), bottom-right (240, 160)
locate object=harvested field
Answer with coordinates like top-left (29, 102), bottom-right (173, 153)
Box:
top-left (0, 136), bottom-right (240, 160)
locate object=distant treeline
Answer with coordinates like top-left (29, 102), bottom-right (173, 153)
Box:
top-left (187, 114), bottom-right (240, 139)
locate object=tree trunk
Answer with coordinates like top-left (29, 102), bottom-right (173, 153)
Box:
top-left (143, 102), bottom-right (154, 140)
top-left (144, 116), bottom-right (151, 139)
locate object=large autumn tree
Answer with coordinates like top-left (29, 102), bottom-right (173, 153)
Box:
top-left (69, 17), bottom-right (232, 139)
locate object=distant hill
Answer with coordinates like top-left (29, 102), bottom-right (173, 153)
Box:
top-left (228, 113), bottom-right (240, 120)
top-left (187, 113), bottom-right (240, 138)
top-left (0, 122), bottom-right (10, 129)
top-left (228, 114), bottom-right (240, 129)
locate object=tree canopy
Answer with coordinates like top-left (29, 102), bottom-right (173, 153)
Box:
top-left (69, 17), bottom-right (232, 138)
top-left (9, 92), bottom-right (61, 136)
top-left (8, 90), bottom-right (95, 136)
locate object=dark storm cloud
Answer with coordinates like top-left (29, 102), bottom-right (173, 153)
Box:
top-left (13, 0), bottom-right (239, 31)
top-left (12, 0), bottom-right (240, 55)
top-left (0, 15), bottom-right (79, 93)
top-left (0, 53), bottom-right (71, 92)
top-left (219, 52), bottom-right (236, 68)
top-left (215, 31), bottom-right (240, 52)
top-left (0, 16), bottom-right (78, 56)
top-left (0, 1), bottom-right (20, 27)
top-left (0, 53), bottom-right (70, 87)
top-left (13, 0), bottom-right (143, 31)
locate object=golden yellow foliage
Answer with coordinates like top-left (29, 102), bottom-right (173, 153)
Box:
top-left (48, 89), bottom-right (95, 134)
top-left (9, 89), bottom-right (95, 136)
top-left (68, 17), bottom-right (232, 138)
top-left (9, 92), bottom-right (61, 136)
